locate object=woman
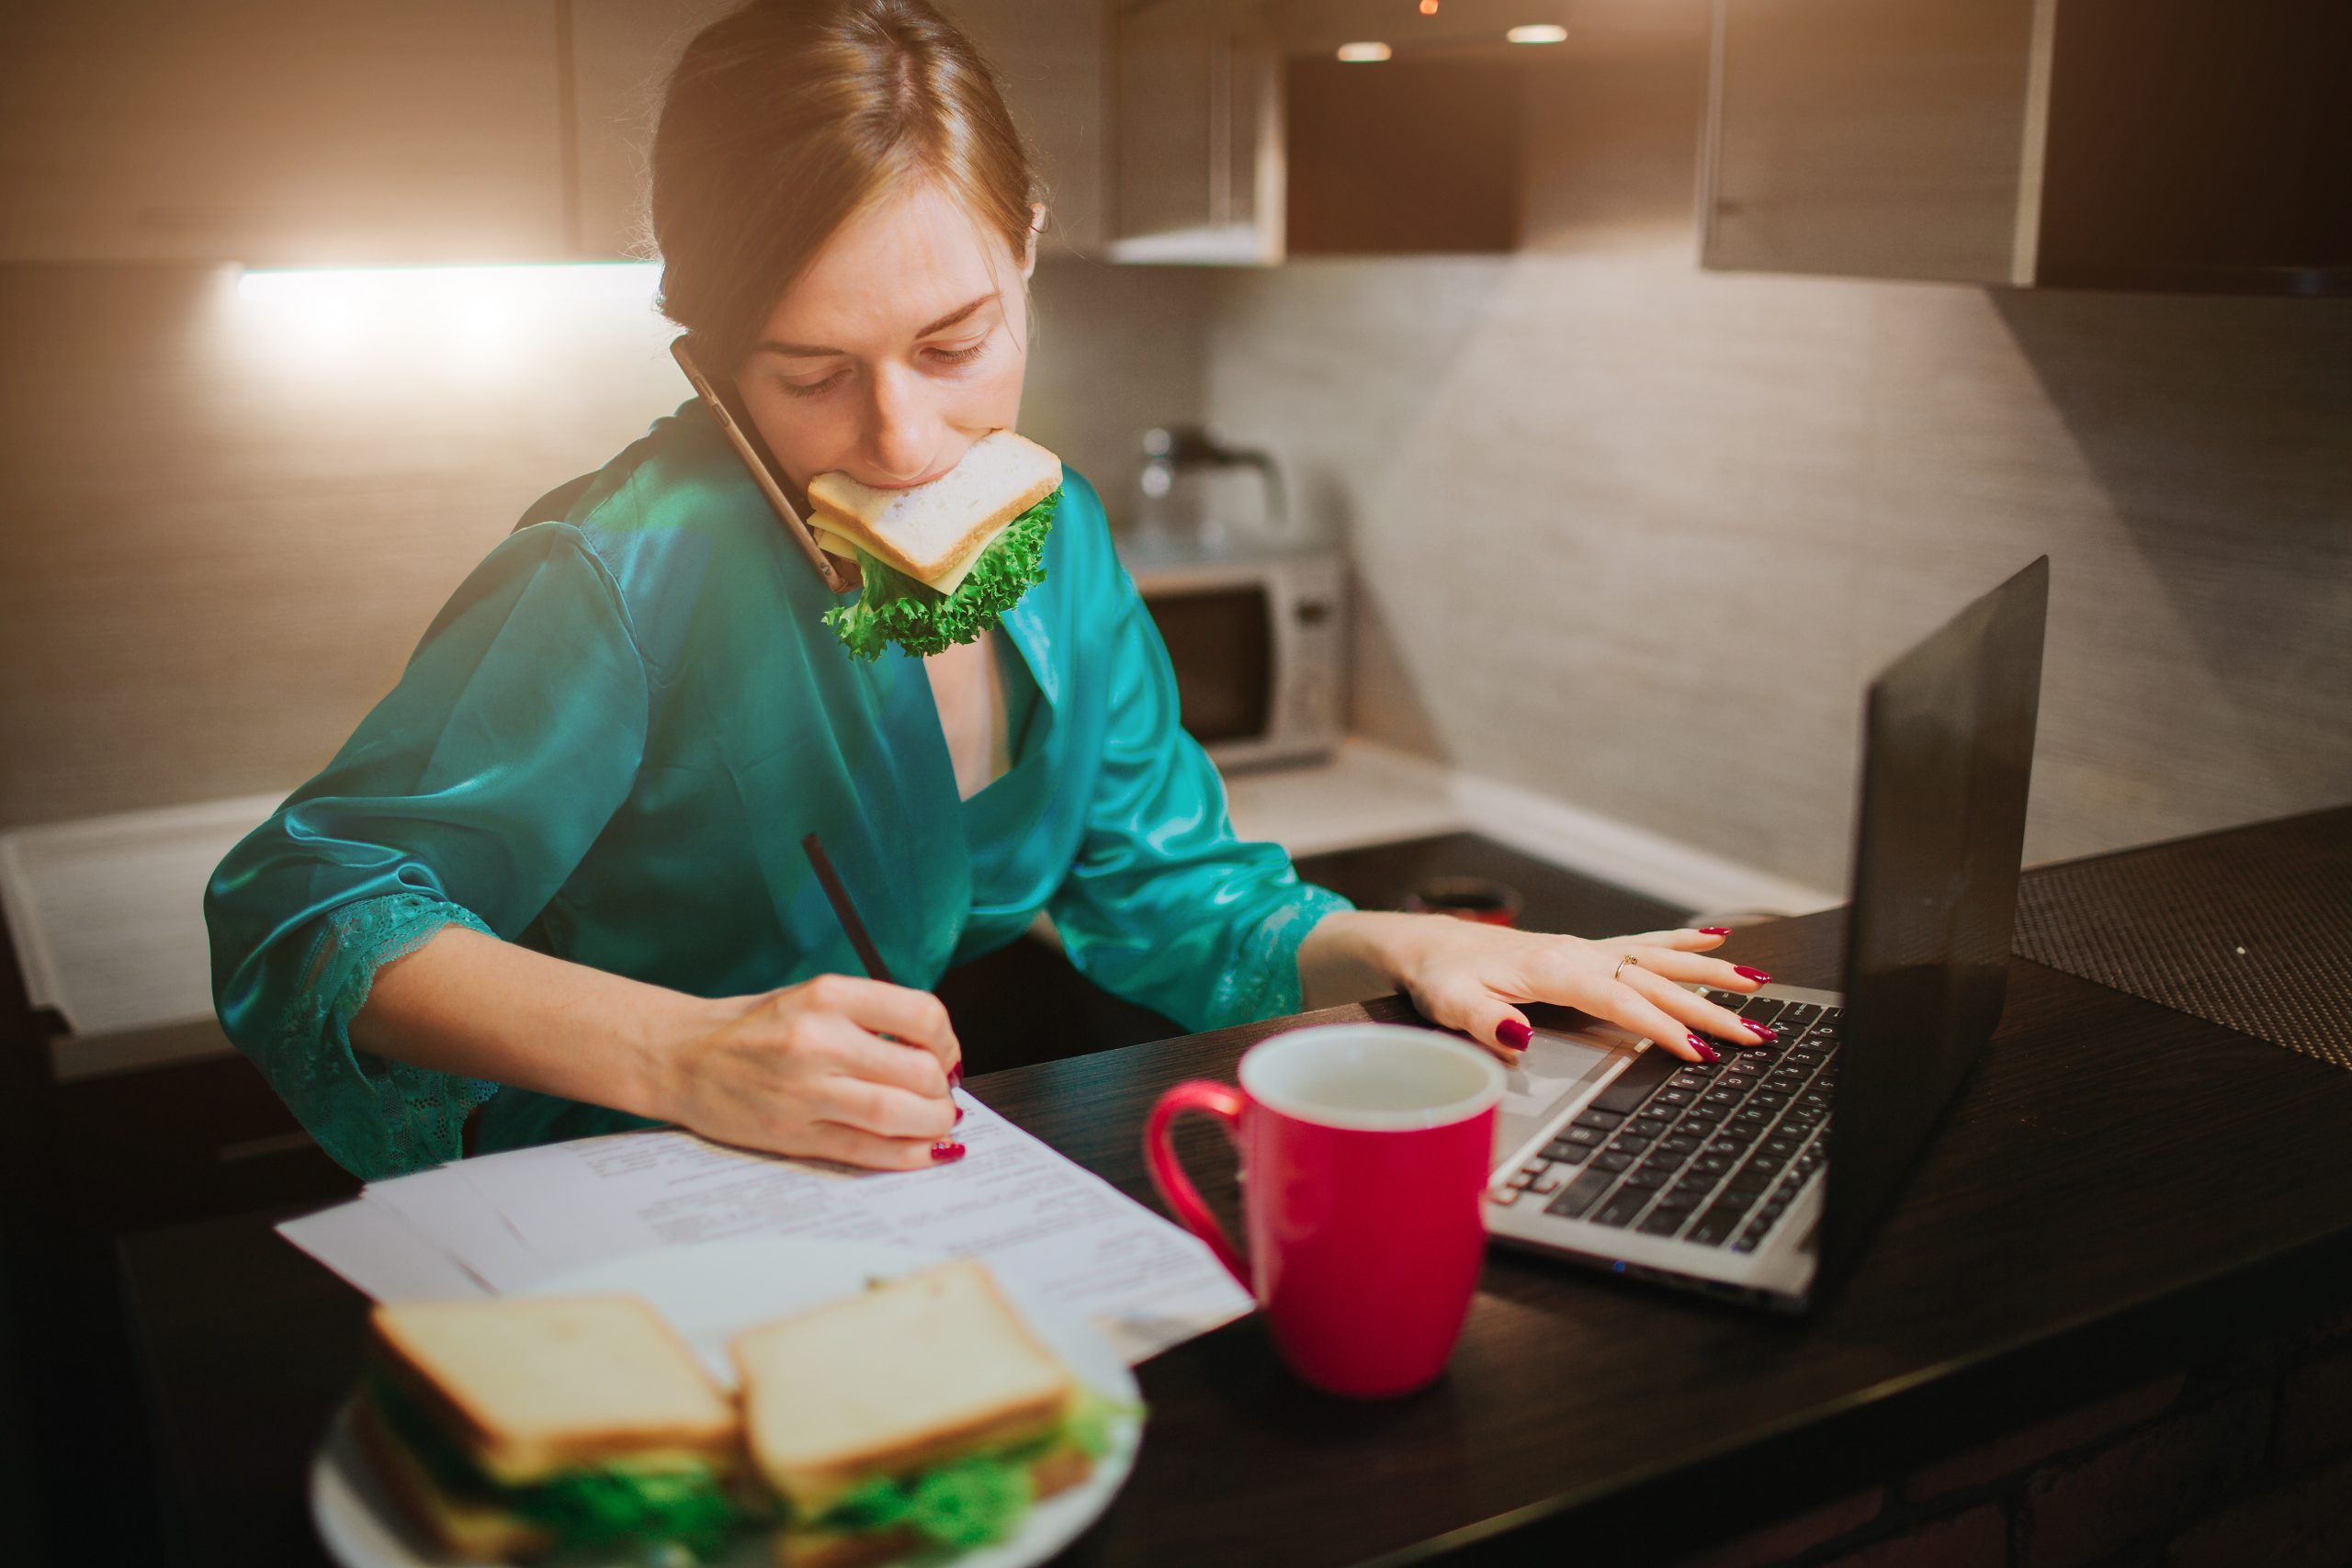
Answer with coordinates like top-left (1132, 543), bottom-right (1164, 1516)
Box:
top-left (204, 0), bottom-right (1770, 1184)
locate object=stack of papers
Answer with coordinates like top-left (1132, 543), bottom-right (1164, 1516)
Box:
top-left (279, 1093), bottom-right (1254, 1364)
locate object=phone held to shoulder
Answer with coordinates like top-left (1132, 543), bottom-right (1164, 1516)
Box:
top-left (669, 337), bottom-right (851, 594)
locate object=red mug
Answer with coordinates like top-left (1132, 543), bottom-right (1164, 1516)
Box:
top-left (1144, 1023), bottom-right (1506, 1398)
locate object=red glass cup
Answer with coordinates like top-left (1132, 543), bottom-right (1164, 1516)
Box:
top-left (1144, 1023), bottom-right (1506, 1398)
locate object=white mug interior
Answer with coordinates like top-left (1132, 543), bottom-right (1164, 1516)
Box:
top-left (1239, 1024), bottom-right (1505, 1132)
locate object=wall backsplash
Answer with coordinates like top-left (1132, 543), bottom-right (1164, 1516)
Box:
top-left (0, 258), bottom-right (1209, 829)
top-left (1200, 23), bottom-right (2352, 891)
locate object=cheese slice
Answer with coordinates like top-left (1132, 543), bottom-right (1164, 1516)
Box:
top-left (813, 512), bottom-right (1015, 597)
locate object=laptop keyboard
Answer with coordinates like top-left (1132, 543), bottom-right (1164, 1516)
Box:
top-left (1493, 993), bottom-right (1842, 1255)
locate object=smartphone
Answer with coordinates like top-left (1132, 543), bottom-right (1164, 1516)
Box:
top-left (669, 337), bottom-right (850, 594)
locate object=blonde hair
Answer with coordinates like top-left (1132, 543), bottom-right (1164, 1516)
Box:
top-left (650, 0), bottom-right (1041, 371)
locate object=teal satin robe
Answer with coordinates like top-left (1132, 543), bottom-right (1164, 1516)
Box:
top-left (203, 401), bottom-right (1351, 1180)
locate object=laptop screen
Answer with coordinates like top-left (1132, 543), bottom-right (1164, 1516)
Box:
top-left (1817, 558), bottom-right (2049, 1292)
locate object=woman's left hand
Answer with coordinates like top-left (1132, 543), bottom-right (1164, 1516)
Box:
top-left (1317, 913), bottom-right (1776, 1066)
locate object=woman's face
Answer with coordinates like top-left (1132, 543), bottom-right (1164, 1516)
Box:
top-left (734, 180), bottom-right (1037, 497)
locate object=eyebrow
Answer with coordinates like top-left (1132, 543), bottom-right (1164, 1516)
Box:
top-left (752, 292), bottom-right (998, 358)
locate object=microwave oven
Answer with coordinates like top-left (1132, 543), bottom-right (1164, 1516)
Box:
top-left (1123, 544), bottom-right (1349, 771)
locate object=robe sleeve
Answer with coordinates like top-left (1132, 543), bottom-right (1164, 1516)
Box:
top-left (203, 523), bottom-right (650, 1179)
top-left (1045, 533), bottom-right (1353, 1032)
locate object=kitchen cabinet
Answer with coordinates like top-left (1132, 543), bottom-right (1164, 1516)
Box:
top-left (0, 1), bottom-right (568, 265)
top-left (1108, 0), bottom-right (1566, 264)
top-left (1700, 0), bottom-right (2352, 293)
top-left (570, 0), bottom-right (1109, 261)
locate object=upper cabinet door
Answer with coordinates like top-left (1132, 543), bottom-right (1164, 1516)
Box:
top-left (1109, 0), bottom-right (1284, 265)
top-left (569, 0), bottom-right (739, 263)
top-left (0, 1), bottom-right (567, 265)
top-left (1700, 0), bottom-right (2352, 294)
top-left (1700, 0), bottom-right (2044, 286)
top-left (570, 0), bottom-right (1109, 264)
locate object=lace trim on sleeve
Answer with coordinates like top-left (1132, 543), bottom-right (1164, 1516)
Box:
top-left (1202, 884), bottom-right (1357, 1031)
top-left (260, 892), bottom-right (503, 1180)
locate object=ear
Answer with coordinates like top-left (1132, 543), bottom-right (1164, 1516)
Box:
top-left (1021, 203), bottom-right (1045, 279)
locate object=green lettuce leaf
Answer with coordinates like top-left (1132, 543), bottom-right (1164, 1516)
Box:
top-left (821, 487), bottom-right (1059, 661)
top-left (809, 1386), bottom-right (1146, 1551)
top-left (360, 1370), bottom-right (741, 1562)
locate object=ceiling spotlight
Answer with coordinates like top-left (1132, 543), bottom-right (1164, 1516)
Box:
top-left (1338, 40), bottom-right (1393, 62)
top-left (1506, 24), bottom-right (1568, 43)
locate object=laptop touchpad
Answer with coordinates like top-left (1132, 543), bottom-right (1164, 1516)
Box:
top-left (1491, 1028), bottom-right (1625, 1168)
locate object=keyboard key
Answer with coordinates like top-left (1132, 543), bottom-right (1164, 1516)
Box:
top-left (1639, 1208), bottom-right (1690, 1236)
top-left (1682, 1102), bottom-right (1727, 1123)
top-left (1553, 1142), bottom-right (1595, 1166)
top-left (1654, 1090), bottom-right (1695, 1109)
top-left (1593, 1153), bottom-right (1634, 1173)
top-left (1775, 1001), bottom-right (1822, 1028)
top-left (1668, 1071), bottom-right (1713, 1091)
top-left (1573, 1110), bottom-right (1624, 1131)
top-left (1509, 1170), bottom-right (1537, 1189)
top-left (1607, 1134), bottom-right (1653, 1154)
top-left (1630, 1116), bottom-right (1674, 1139)
top-left (1592, 1190), bottom-right (1651, 1228)
top-left (1790, 1050), bottom-right (1826, 1068)
top-left (1561, 1125), bottom-right (1607, 1147)
top-left (1693, 1153), bottom-right (1734, 1176)
top-left (1490, 1187), bottom-right (1520, 1206)
top-left (1738, 998), bottom-right (1787, 1027)
top-left (1621, 1170), bottom-right (1667, 1191)
top-left (1688, 1195), bottom-right (1758, 1246)
top-left (1547, 1169), bottom-right (1616, 1219)
top-left (1659, 1134), bottom-right (1702, 1156)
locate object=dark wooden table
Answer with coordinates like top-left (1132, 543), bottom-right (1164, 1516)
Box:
top-left (119, 828), bottom-right (2352, 1568)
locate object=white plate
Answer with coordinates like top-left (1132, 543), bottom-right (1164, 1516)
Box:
top-left (311, 1238), bottom-right (1145, 1568)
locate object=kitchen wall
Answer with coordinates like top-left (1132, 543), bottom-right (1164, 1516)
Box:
top-left (0, 258), bottom-right (1211, 830)
top-left (1200, 11), bottom-right (2352, 891)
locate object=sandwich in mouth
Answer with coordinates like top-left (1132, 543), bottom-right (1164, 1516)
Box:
top-left (353, 1295), bottom-right (746, 1562)
top-left (731, 1258), bottom-right (1125, 1568)
top-left (812, 431), bottom-right (1064, 661)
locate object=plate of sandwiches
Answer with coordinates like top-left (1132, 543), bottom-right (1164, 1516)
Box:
top-left (310, 1240), bottom-right (1145, 1567)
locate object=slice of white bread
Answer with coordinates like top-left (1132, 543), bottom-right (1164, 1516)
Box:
top-left (729, 1259), bottom-right (1077, 1515)
top-left (369, 1296), bottom-right (740, 1487)
top-left (351, 1394), bottom-right (557, 1562)
top-left (807, 432), bottom-right (1061, 592)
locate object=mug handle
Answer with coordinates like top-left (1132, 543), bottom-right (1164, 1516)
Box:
top-left (1144, 1081), bottom-right (1250, 1289)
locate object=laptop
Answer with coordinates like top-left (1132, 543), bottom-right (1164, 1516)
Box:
top-left (1483, 558), bottom-right (2050, 1313)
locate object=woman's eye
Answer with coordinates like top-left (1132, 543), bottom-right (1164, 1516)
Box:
top-left (928, 340), bottom-right (988, 367)
top-left (780, 371), bottom-right (846, 400)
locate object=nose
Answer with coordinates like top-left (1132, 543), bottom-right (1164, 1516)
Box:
top-left (865, 363), bottom-right (947, 488)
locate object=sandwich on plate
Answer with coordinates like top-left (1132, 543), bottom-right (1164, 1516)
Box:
top-left (731, 1258), bottom-right (1125, 1568)
top-left (353, 1295), bottom-right (746, 1562)
top-left (813, 430), bottom-right (1064, 660)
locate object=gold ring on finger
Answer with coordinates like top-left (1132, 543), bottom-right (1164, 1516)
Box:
top-left (1611, 953), bottom-right (1642, 985)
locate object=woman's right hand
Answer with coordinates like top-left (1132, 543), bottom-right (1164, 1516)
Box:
top-left (654, 974), bottom-right (965, 1169)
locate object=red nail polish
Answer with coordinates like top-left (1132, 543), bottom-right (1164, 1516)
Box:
top-left (953, 1104), bottom-right (964, 1126)
top-left (948, 1063), bottom-right (963, 1089)
top-left (1745, 1023), bottom-right (1779, 1045)
top-left (1735, 966), bottom-right (1772, 984)
top-left (1687, 1035), bottom-right (1720, 1064)
top-left (1700, 926), bottom-right (1731, 936)
top-left (1497, 1019), bottom-right (1532, 1051)
top-left (931, 1141), bottom-right (966, 1163)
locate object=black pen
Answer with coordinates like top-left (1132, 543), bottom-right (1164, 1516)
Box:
top-left (800, 832), bottom-right (963, 1092)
